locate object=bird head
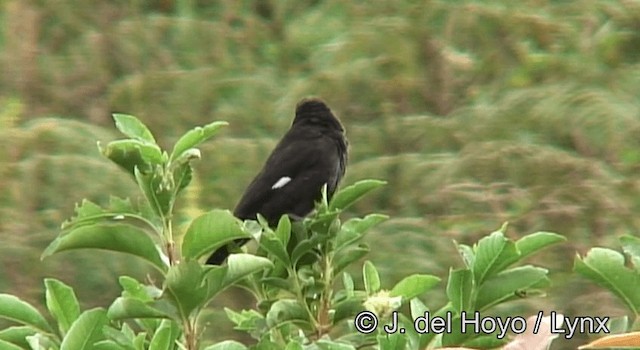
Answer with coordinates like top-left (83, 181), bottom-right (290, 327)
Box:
top-left (293, 98), bottom-right (344, 132)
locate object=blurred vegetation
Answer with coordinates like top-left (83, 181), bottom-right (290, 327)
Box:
top-left (1, 0), bottom-right (640, 347)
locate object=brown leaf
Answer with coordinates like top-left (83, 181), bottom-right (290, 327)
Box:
top-left (578, 331), bottom-right (640, 349)
top-left (502, 313), bottom-right (564, 350)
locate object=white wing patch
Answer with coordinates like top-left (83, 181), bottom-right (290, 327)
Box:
top-left (272, 176), bottom-right (292, 189)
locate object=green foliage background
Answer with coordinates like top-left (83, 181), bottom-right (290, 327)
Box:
top-left (1, 0), bottom-right (639, 346)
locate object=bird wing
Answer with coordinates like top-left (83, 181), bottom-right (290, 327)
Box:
top-left (233, 133), bottom-right (341, 224)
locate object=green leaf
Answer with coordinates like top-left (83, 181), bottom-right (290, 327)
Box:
top-left (133, 333), bottom-right (146, 350)
top-left (476, 266), bottom-right (549, 310)
top-left (172, 162), bottom-right (194, 194)
top-left (215, 254), bottom-right (273, 296)
top-left (0, 338), bottom-right (24, 350)
top-left (296, 266), bottom-right (317, 290)
top-left (148, 320), bottom-right (180, 350)
top-left (333, 298), bottom-right (365, 324)
top-left (202, 340), bottom-right (248, 350)
top-left (170, 121), bottom-right (227, 161)
top-left (446, 269), bottom-right (473, 313)
top-left (62, 199), bottom-right (103, 229)
top-left (515, 231), bottom-right (566, 260)
top-left (329, 179), bottom-right (386, 211)
top-left (409, 298), bottom-right (429, 320)
top-left (290, 237), bottom-right (318, 266)
top-left (461, 335), bottom-right (507, 348)
top-left (416, 304), bottom-right (454, 347)
top-left (456, 243), bottom-right (475, 268)
top-left (363, 261), bottom-right (381, 295)
top-left (102, 323), bottom-right (145, 350)
top-left (0, 326), bottom-right (37, 349)
top-left (253, 337), bottom-right (282, 350)
top-left (118, 276), bottom-right (163, 302)
top-left (42, 224), bottom-right (166, 272)
top-left (62, 198), bottom-right (157, 232)
top-left (307, 210), bottom-right (340, 237)
top-left (203, 266), bottom-right (227, 299)
top-left (112, 113), bottom-right (156, 143)
top-left (134, 168), bottom-right (173, 217)
top-left (621, 235), bottom-right (640, 270)
top-left (607, 316), bottom-right (629, 334)
top-left (261, 277), bottom-right (291, 291)
top-left (100, 139), bottom-right (164, 176)
top-left (259, 233), bottom-right (290, 266)
top-left (285, 341), bottom-right (304, 350)
top-left (182, 209), bottom-right (249, 260)
top-left (378, 331), bottom-right (406, 350)
top-left (164, 261), bottom-right (208, 318)
top-left (60, 308), bottom-right (108, 350)
top-left (0, 294), bottom-right (52, 333)
top-left (45, 278), bottom-right (80, 335)
top-left (94, 340), bottom-right (127, 350)
top-left (472, 230), bottom-right (519, 284)
top-left (265, 300), bottom-right (310, 328)
top-left (343, 272), bottom-right (355, 296)
top-left (574, 248), bottom-right (640, 314)
top-left (224, 308), bottom-right (264, 332)
top-left (203, 254), bottom-right (273, 302)
top-left (336, 214), bottom-right (388, 250)
top-left (334, 244), bottom-right (369, 273)
top-left (26, 333), bottom-right (58, 350)
top-left (107, 297), bottom-right (175, 320)
top-left (274, 215), bottom-right (291, 248)
top-left (390, 274), bottom-right (440, 300)
top-left (316, 340), bottom-right (357, 350)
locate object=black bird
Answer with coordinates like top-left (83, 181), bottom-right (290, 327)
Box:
top-left (206, 98), bottom-right (348, 265)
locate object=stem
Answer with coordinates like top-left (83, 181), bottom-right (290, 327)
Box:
top-left (289, 266), bottom-right (318, 329)
top-left (163, 216), bottom-right (177, 265)
top-left (316, 253), bottom-right (334, 338)
top-left (183, 318), bottom-right (198, 350)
